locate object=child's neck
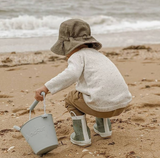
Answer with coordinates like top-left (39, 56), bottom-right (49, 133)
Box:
top-left (67, 45), bottom-right (88, 59)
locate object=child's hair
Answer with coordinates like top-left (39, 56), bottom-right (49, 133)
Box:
top-left (85, 43), bottom-right (93, 48)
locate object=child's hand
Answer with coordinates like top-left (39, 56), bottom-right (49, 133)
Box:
top-left (35, 85), bottom-right (49, 101)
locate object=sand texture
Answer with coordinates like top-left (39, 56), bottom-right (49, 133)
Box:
top-left (0, 44), bottom-right (160, 158)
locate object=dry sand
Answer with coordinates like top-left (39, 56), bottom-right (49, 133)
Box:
top-left (0, 44), bottom-right (160, 158)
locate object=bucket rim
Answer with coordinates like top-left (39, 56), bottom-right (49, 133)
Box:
top-left (20, 113), bottom-right (53, 131)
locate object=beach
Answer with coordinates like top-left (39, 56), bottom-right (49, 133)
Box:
top-left (0, 44), bottom-right (160, 158)
top-left (1, 0), bottom-right (160, 157)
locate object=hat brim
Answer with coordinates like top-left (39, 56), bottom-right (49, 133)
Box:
top-left (51, 36), bottom-right (102, 56)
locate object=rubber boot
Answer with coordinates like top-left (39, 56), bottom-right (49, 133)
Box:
top-left (94, 118), bottom-right (112, 138)
top-left (70, 114), bottom-right (91, 146)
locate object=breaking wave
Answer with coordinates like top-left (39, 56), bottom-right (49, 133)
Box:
top-left (0, 15), bottom-right (160, 38)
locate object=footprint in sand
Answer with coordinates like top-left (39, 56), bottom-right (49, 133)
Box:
top-left (154, 93), bottom-right (160, 96)
top-left (131, 116), bottom-right (145, 123)
top-left (152, 84), bottom-right (160, 87)
top-left (6, 67), bottom-right (27, 71)
top-left (12, 134), bottom-right (23, 139)
top-left (128, 83), bottom-right (136, 86)
top-left (55, 119), bottom-right (70, 140)
top-left (0, 95), bottom-right (13, 98)
top-left (6, 67), bottom-right (21, 71)
top-left (141, 103), bottom-right (160, 108)
top-left (141, 84), bottom-right (160, 89)
top-left (142, 61), bottom-right (155, 64)
top-left (0, 129), bottom-right (14, 136)
top-left (141, 78), bottom-right (155, 82)
top-left (0, 110), bottom-right (9, 115)
top-left (12, 107), bottom-right (33, 116)
top-left (151, 84), bottom-right (160, 87)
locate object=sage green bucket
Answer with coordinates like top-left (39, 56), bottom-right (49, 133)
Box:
top-left (14, 92), bottom-right (58, 155)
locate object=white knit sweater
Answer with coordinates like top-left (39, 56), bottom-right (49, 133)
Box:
top-left (45, 48), bottom-right (132, 112)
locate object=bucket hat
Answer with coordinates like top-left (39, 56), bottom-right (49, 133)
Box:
top-left (51, 19), bottom-right (102, 55)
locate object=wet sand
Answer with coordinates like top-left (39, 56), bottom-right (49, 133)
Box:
top-left (0, 44), bottom-right (160, 158)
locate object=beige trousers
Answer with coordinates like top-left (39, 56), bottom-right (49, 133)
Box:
top-left (65, 90), bottom-right (125, 118)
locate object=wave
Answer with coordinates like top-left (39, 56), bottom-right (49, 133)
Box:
top-left (0, 15), bottom-right (160, 38)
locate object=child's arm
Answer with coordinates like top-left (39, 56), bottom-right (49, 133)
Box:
top-left (34, 53), bottom-right (83, 100)
top-left (45, 53), bottom-right (83, 94)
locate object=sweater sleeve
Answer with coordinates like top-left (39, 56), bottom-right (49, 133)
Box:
top-left (44, 53), bottom-right (83, 94)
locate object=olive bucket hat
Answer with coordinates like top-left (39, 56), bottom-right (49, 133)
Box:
top-left (51, 19), bottom-right (102, 56)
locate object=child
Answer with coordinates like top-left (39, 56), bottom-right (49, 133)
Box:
top-left (35, 19), bottom-right (132, 146)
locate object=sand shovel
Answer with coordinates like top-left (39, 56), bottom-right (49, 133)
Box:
top-left (13, 92), bottom-right (58, 155)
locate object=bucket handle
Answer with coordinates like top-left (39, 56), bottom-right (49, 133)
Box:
top-left (29, 92), bottom-right (47, 120)
top-left (29, 92), bottom-right (45, 111)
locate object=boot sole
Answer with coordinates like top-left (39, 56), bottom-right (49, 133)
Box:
top-left (94, 127), bottom-right (112, 138)
top-left (70, 136), bottom-right (91, 147)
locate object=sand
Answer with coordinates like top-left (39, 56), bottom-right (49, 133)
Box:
top-left (0, 44), bottom-right (160, 158)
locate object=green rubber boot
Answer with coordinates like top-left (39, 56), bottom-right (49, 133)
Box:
top-left (94, 118), bottom-right (112, 138)
top-left (70, 114), bottom-right (91, 146)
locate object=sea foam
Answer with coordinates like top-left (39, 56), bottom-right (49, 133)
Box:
top-left (0, 15), bottom-right (160, 38)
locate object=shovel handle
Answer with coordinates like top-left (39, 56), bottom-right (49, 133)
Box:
top-left (29, 92), bottom-right (45, 111)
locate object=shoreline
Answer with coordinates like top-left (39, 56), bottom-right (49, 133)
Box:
top-left (0, 43), bottom-right (160, 68)
top-left (1, 29), bottom-right (160, 53)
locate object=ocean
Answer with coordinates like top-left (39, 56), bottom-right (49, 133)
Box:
top-left (1, 0), bottom-right (160, 52)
